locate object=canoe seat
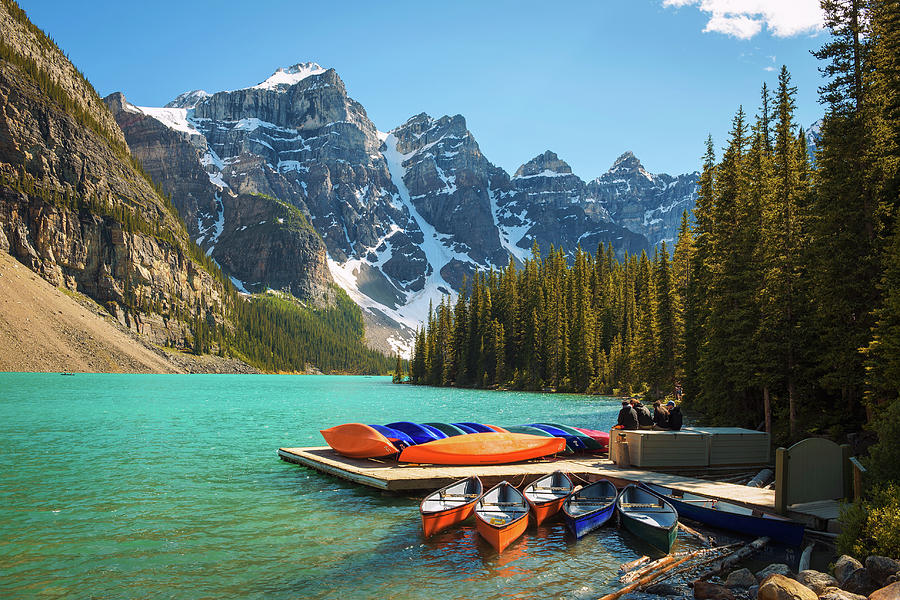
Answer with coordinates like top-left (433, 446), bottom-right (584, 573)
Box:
top-left (440, 493), bottom-right (480, 499)
top-left (533, 486), bottom-right (571, 491)
top-left (571, 500), bottom-right (613, 505)
top-left (621, 503), bottom-right (662, 508)
top-left (482, 501), bottom-right (525, 506)
top-left (479, 508), bottom-right (528, 513)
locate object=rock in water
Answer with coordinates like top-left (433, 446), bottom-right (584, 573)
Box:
top-left (834, 555), bottom-right (864, 585)
top-left (794, 570), bottom-right (838, 594)
top-left (866, 556), bottom-right (900, 588)
top-left (724, 568), bottom-right (757, 588)
top-left (757, 574), bottom-right (817, 600)
top-left (869, 581), bottom-right (900, 600)
top-left (756, 564), bottom-right (792, 581)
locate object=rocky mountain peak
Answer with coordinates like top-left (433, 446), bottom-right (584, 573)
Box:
top-left (609, 151), bottom-right (645, 173)
top-left (252, 62), bottom-right (326, 90)
top-left (514, 150), bottom-right (574, 178)
top-left (165, 90), bottom-right (210, 109)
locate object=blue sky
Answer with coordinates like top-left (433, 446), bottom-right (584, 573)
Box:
top-left (19, 0), bottom-right (827, 178)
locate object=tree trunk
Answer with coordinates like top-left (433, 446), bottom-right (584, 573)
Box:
top-left (789, 379), bottom-right (797, 439)
top-left (764, 386), bottom-right (772, 434)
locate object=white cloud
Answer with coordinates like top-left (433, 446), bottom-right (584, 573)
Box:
top-left (663, 0), bottom-right (825, 39)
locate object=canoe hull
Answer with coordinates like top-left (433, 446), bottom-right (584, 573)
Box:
top-left (524, 471), bottom-right (573, 526)
top-left (476, 511), bottom-right (529, 552)
top-left (617, 485), bottom-right (679, 553)
top-left (420, 476), bottom-right (483, 537)
top-left (475, 482), bottom-right (530, 552)
top-left (640, 483), bottom-right (805, 546)
top-left (399, 432), bottom-right (566, 465)
top-left (320, 423), bottom-right (398, 459)
top-left (562, 479), bottom-right (618, 538)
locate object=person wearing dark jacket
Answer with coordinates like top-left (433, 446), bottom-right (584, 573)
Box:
top-left (616, 401), bottom-right (639, 430)
top-left (631, 399), bottom-right (654, 429)
top-left (652, 400), bottom-right (670, 429)
top-left (666, 400), bottom-right (683, 431)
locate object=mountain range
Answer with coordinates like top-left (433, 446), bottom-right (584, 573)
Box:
top-left (104, 62), bottom-right (700, 355)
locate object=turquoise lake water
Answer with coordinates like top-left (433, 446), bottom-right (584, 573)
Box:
top-left (0, 374), bottom-right (702, 599)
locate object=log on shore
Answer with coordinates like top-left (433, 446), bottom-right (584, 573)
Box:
top-left (692, 537), bottom-right (770, 582)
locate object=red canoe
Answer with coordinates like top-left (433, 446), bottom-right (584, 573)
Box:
top-left (320, 423), bottom-right (399, 459)
top-left (573, 427), bottom-right (610, 452)
top-left (420, 475), bottom-right (483, 537)
top-left (399, 432), bottom-right (566, 465)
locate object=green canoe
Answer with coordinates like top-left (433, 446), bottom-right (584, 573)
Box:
top-left (616, 484), bottom-right (678, 553)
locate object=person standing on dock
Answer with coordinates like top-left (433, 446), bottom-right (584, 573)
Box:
top-left (616, 401), bottom-right (639, 430)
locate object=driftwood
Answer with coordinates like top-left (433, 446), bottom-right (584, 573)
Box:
top-left (619, 555), bottom-right (650, 573)
top-left (620, 544), bottom-right (741, 583)
top-left (649, 543), bottom-right (743, 585)
top-left (600, 551), bottom-right (703, 600)
top-left (798, 542), bottom-right (815, 572)
top-left (679, 521), bottom-right (714, 546)
top-left (692, 537), bottom-right (770, 582)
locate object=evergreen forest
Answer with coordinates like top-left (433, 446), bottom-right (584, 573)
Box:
top-left (409, 0), bottom-right (900, 454)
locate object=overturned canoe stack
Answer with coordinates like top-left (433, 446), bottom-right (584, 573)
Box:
top-left (475, 481), bottom-right (530, 552)
top-left (398, 432), bottom-right (566, 465)
top-left (320, 423), bottom-right (400, 459)
top-left (420, 476), bottom-right (483, 537)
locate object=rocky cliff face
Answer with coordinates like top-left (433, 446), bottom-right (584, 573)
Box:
top-left (104, 91), bottom-right (335, 305)
top-left (122, 62), bottom-right (701, 353)
top-left (0, 1), bottom-right (230, 350)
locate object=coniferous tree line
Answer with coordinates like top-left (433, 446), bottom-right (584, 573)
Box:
top-left (410, 1), bottom-right (900, 459)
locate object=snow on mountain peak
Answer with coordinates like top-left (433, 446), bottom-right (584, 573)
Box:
top-left (165, 89), bottom-right (210, 109)
top-left (608, 151), bottom-right (653, 181)
top-left (252, 62), bottom-right (326, 90)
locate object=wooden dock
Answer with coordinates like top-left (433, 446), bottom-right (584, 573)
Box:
top-left (277, 446), bottom-right (839, 530)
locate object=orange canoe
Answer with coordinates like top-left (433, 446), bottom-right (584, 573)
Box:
top-left (475, 482), bottom-right (530, 552)
top-left (398, 432), bottom-right (566, 465)
top-left (420, 476), bottom-right (483, 537)
top-left (523, 470), bottom-right (573, 526)
top-left (320, 423), bottom-right (399, 459)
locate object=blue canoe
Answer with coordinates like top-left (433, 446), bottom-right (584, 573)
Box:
top-left (422, 422), bottom-right (468, 437)
top-left (563, 479), bottom-right (618, 538)
top-left (386, 422), bottom-right (445, 445)
top-left (450, 423), bottom-right (481, 434)
top-left (527, 424), bottom-right (587, 453)
top-left (368, 424), bottom-right (416, 447)
top-left (419, 423), bottom-right (451, 439)
top-left (640, 482), bottom-right (805, 547)
top-left (453, 422), bottom-right (495, 433)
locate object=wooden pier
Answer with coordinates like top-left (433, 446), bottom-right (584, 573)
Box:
top-left (277, 446), bottom-right (840, 530)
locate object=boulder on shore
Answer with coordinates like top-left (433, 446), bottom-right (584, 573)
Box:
top-left (817, 587), bottom-right (866, 600)
top-left (834, 555), bottom-right (864, 585)
top-left (794, 570), bottom-right (838, 595)
top-left (841, 568), bottom-right (875, 596)
top-left (868, 581), bottom-right (900, 600)
top-left (724, 568), bottom-right (757, 588)
top-left (865, 556), bottom-right (900, 588)
top-left (757, 573), bottom-right (817, 600)
top-left (692, 580), bottom-right (735, 599)
top-left (756, 564), bottom-right (793, 581)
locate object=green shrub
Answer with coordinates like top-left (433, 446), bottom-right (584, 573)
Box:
top-left (837, 483), bottom-right (900, 560)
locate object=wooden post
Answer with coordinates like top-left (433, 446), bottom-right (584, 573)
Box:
top-left (849, 456), bottom-right (867, 500)
top-left (775, 447), bottom-right (788, 514)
